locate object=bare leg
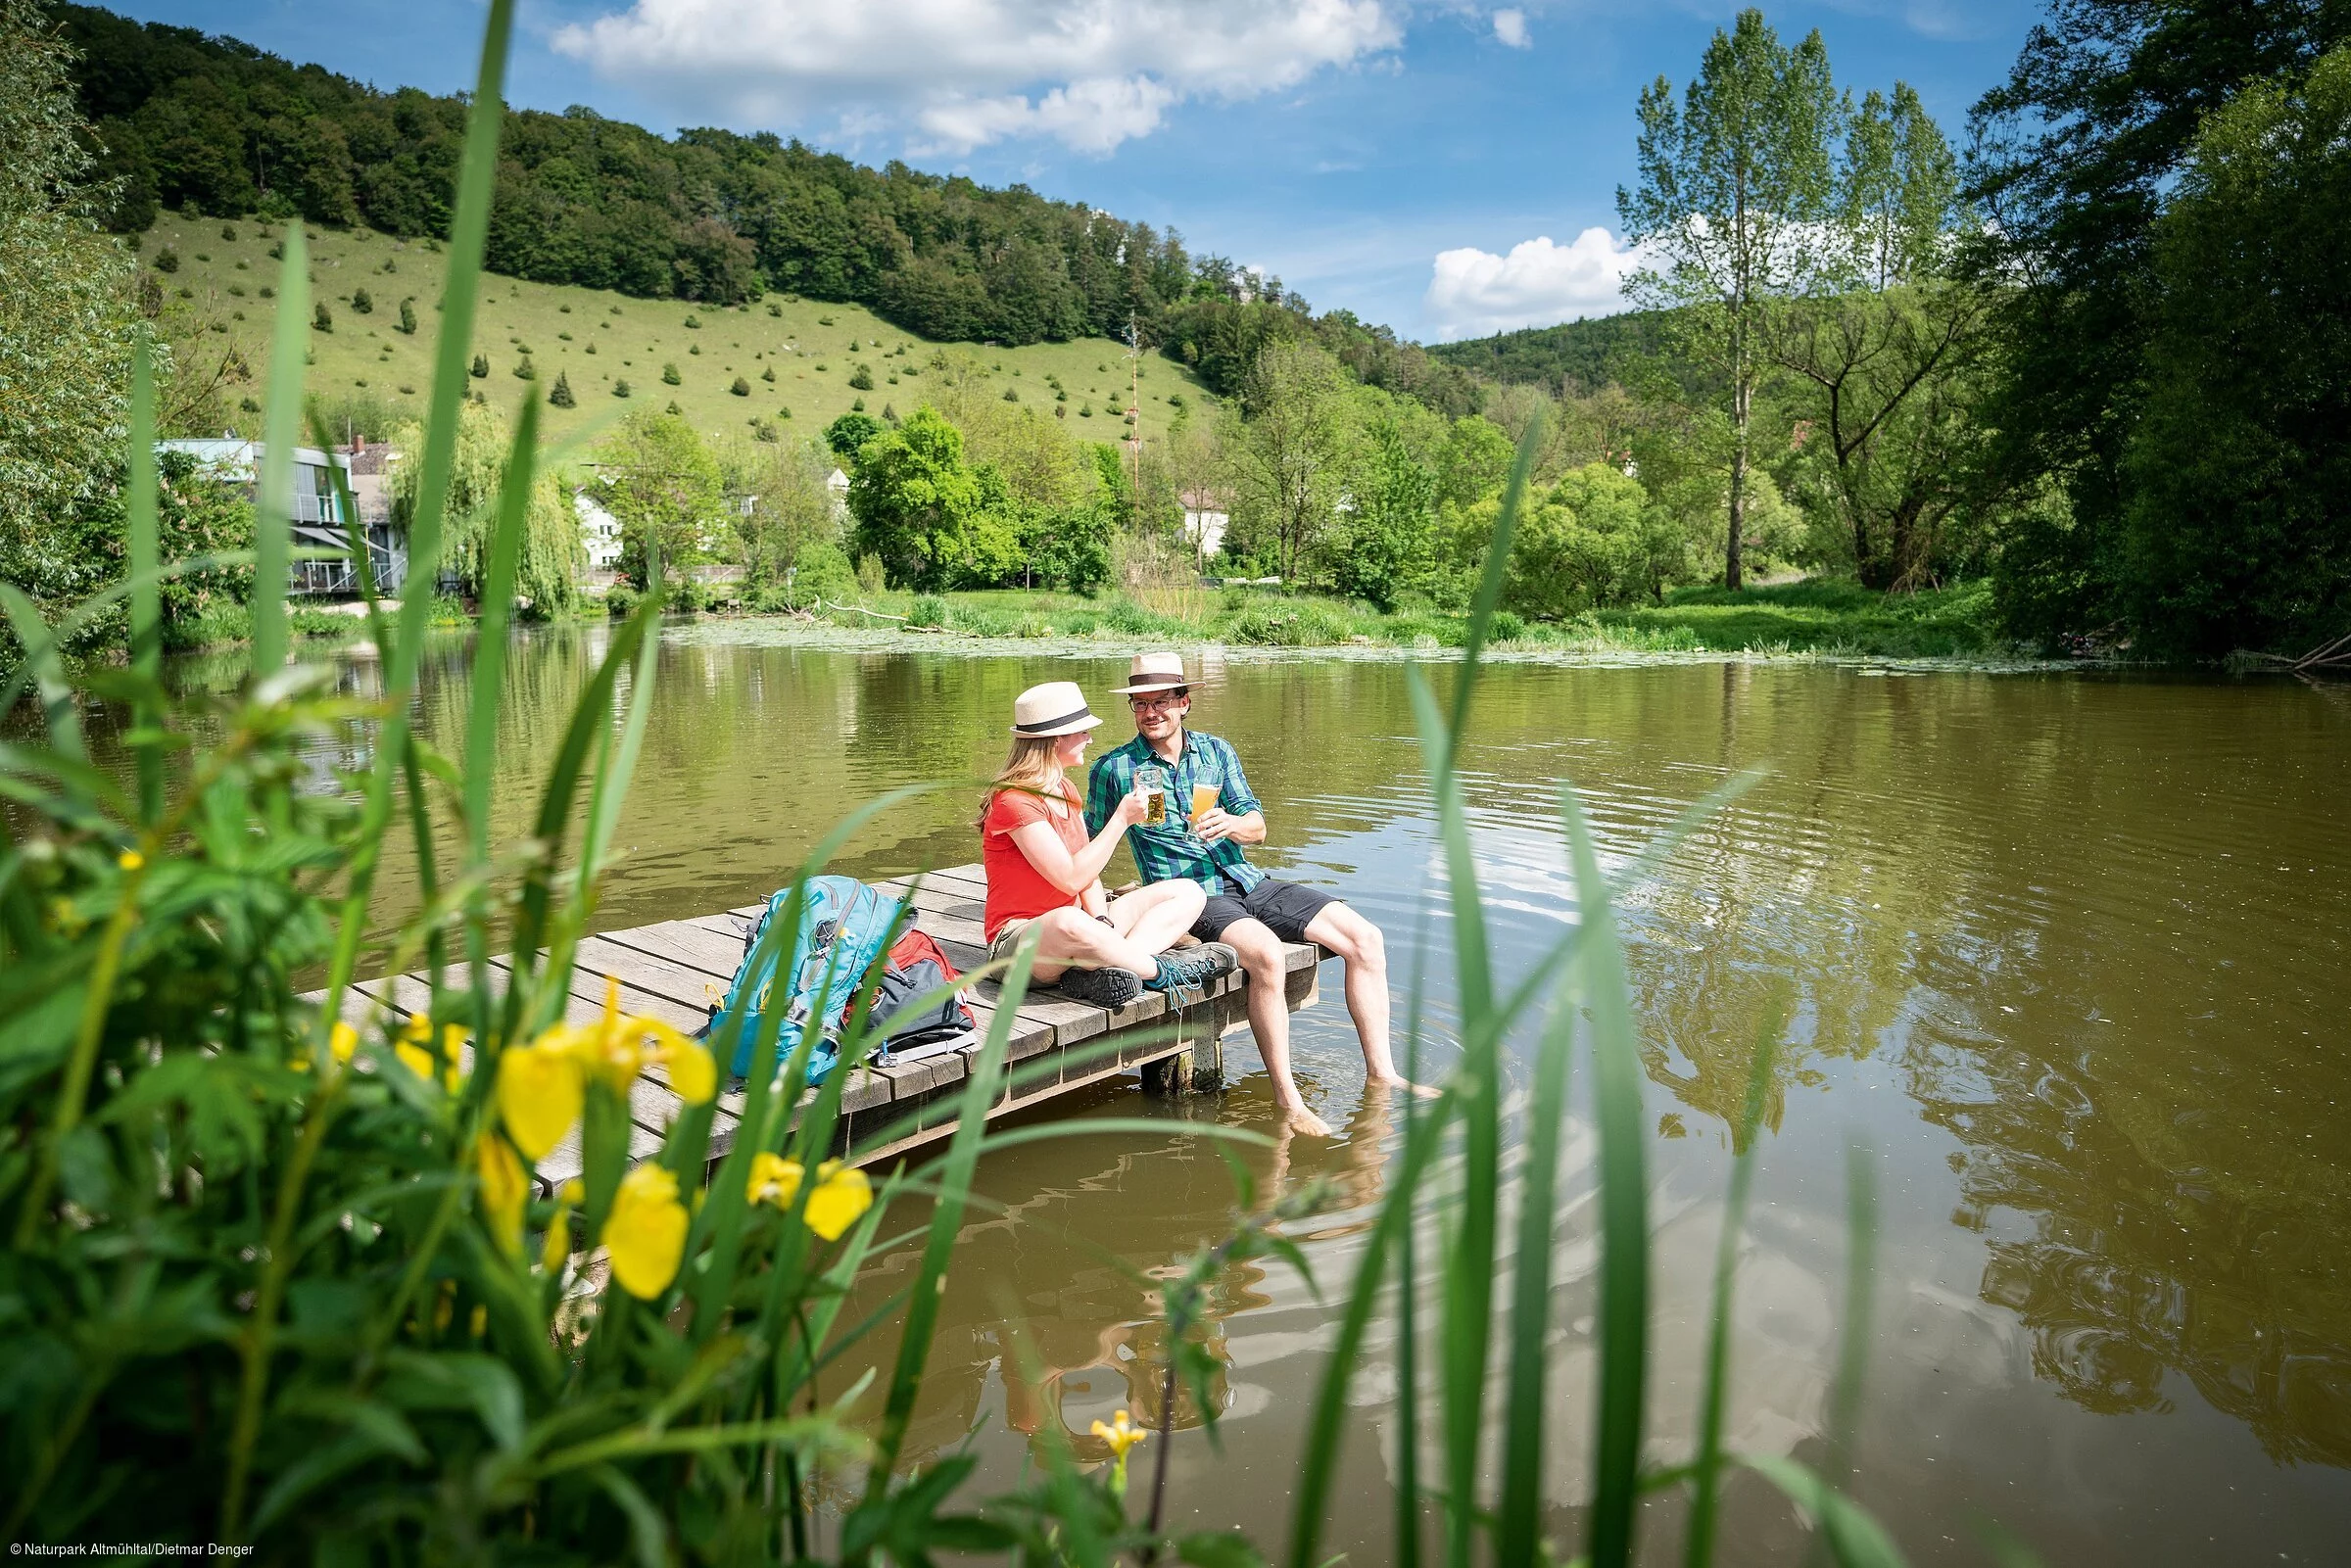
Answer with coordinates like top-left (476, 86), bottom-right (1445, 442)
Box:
top-left (1026, 903), bottom-right (1187, 983)
top-left (1304, 902), bottom-right (1430, 1096)
top-left (1103, 880), bottom-right (1204, 955)
top-left (1223, 917), bottom-right (1331, 1137)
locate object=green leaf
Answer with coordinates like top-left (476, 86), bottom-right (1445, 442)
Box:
top-left (250, 221), bottom-right (310, 680)
top-left (1180, 1531), bottom-right (1269, 1568)
top-left (1738, 1453), bottom-right (1911, 1568)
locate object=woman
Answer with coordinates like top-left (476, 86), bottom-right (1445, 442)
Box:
top-left (982, 681), bottom-right (1234, 1008)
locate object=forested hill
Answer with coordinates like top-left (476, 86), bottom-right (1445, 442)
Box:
top-left (56, 4), bottom-right (1196, 345)
top-left (1425, 309), bottom-right (1682, 390)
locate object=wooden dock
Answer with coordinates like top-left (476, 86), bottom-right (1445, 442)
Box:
top-left (326, 863), bottom-right (1324, 1188)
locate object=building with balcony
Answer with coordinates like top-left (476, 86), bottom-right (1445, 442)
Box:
top-left (158, 437), bottom-right (408, 595)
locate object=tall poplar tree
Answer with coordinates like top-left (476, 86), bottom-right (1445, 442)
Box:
top-left (1617, 8), bottom-right (1843, 590)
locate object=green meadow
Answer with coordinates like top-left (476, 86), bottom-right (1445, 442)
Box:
top-left (141, 210), bottom-right (1214, 448)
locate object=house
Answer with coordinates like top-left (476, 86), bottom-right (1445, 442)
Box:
top-left (1179, 487), bottom-right (1229, 559)
top-left (158, 436), bottom-right (408, 594)
top-left (575, 490), bottom-right (623, 570)
top-left (826, 467), bottom-right (850, 521)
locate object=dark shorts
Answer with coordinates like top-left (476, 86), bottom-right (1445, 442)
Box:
top-left (1192, 877), bottom-right (1339, 945)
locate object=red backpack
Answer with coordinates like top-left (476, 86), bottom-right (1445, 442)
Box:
top-left (866, 927), bottom-right (977, 1054)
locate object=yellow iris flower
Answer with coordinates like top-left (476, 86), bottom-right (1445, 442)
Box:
top-left (746, 1152), bottom-right (803, 1208)
top-left (394, 1016), bottom-right (467, 1091)
top-left (495, 979), bottom-right (716, 1159)
top-left (542, 1177), bottom-right (584, 1275)
top-left (329, 1022), bottom-right (359, 1063)
top-left (744, 1154), bottom-right (873, 1242)
top-left (604, 1163), bottom-right (689, 1299)
top-left (477, 1135), bottom-right (528, 1257)
top-left (496, 1037), bottom-right (585, 1162)
top-left (1091, 1407), bottom-right (1149, 1462)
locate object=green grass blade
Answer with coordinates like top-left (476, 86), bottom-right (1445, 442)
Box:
top-left (1495, 982), bottom-right (1575, 1568)
top-left (1739, 1455), bottom-right (1909, 1568)
top-left (126, 331), bottom-right (163, 825)
top-left (1685, 1007), bottom-right (1784, 1568)
top-left (0, 592), bottom-right (85, 772)
top-left (1405, 670), bottom-right (1498, 1568)
top-left (1286, 1083), bottom-right (1460, 1568)
top-left (464, 398), bottom-right (534, 870)
top-left (1395, 900), bottom-right (1433, 1568)
top-left (854, 928), bottom-right (1036, 1516)
top-left (309, 0), bottom-right (514, 1056)
top-left (1828, 1141), bottom-right (1879, 1492)
top-left (249, 221), bottom-right (309, 681)
top-left (1564, 785), bottom-right (1648, 1568)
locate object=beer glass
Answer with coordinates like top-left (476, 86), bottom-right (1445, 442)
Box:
top-left (1136, 765), bottom-right (1169, 826)
top-left (1190, 768), bottom-right (1221, 826)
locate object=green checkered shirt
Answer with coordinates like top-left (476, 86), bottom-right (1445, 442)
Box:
top-left (1085, 730), bottom-right (1267, 895)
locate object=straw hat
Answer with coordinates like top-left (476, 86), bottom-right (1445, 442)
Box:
top-left (1010, 681), bottom-right (1103, 737)
top-left (1110, 651), bottom-right (1188, 695)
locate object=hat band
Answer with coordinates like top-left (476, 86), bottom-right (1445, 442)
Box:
top-left (1127, 674), bottom-right (1185, 688)
top-left (1014, 704), bottom-right (1094, 736)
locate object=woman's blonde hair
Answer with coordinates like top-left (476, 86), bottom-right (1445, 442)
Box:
top-left (977, 734), bottom-right (1070, 830)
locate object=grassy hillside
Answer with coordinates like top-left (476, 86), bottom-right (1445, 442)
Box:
top-left (143, 211), bottom-right (1213, 451)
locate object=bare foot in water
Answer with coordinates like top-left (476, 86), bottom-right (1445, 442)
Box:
top-left (1279, 1101), bottom-right (1334, 1137)
top-left (1369, 1073), bottom-right (1442, 1099)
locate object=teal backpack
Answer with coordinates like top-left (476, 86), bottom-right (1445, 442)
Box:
top-left (707, 876), bottom-right (905, 1082)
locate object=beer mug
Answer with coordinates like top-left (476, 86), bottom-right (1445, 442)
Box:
top-left (1136, 764), bottom-right (1169, 826)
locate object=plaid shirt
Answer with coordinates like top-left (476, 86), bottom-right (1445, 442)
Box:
top-left (1085, 729), bottom-right (1268, 895)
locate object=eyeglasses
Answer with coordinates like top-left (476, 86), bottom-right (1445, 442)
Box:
top-left (1128, 690), bottom-right (1188, 713)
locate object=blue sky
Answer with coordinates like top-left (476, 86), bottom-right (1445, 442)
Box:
top-left (104, 0), bottom-right (2043, 342)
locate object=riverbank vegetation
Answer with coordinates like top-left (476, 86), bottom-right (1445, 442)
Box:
top-left (0, 9), bottom-right (1944, 1561)
top-left (11, 2), bottom-right (2347, 672)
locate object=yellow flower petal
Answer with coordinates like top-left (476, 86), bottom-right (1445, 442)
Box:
top-left (329, 1022), bottom-right (359, 1064)
top-left (396, 1041), bottom-right (436, 1082)
top-left (604, 1163), bottom-right (688, 1299)
top-left (477, 1136), bottom-right (528, 1257)
top-left (542, 1204), bottom-right (572, 1275)
top-left (496, 1041), bottom-right (583, 1162)
top-left (119, 849), bottom-right (144, 872)
top-left (802, 1164), bottom-right (873, 1242)
top-left (558, 1178), bottom-right (585, 1206)
top-left (746, 1152), bottom-right (803, 1209)
top-left (658, 1031), bottom-right (717, 1105)
top-left (405, 1010), bottom-right (432, 1042)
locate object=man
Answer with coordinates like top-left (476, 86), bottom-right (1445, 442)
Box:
top-left (1085, 652), bottom-right (1420, 1135)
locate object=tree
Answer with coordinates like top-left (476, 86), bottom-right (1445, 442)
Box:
top-left (2117, 45), bottom-right (2351, 654)
top-left (351, 287), bottom-right (373, 314)
top-left (735, 438), bottom-right (842, 591)
top-left (845, 406), bottom-right (1017, 590)
top-left (313, 302), bottom-right (333, 333)
top-left (470, 353), bottom-right (488, 378)
top-left (390, 401), bottom-right (580, 613)
top-left (1768, 83), bottom-right (1989, 590)
top-left (1617, 8), bottom-right (1844, 590)
top-left (823, 410), bottom-right (882, 461)
top-left (593, 409), bottom-right (723, 587)
top-left (1227, 340), bottom-right (1348, 582)
top-left (0, 0), bottom-right (139, 607)
top-left (730, 375), bottom-right (750, 397)
top-left (398, 298), bottom-right (417, 334)
top-left (548, 369), bottom-right (575, 408)
top-left (1965, 0), bottom-right (2351, 641)
top-left (1331, 420), bottom-right (1435, 612)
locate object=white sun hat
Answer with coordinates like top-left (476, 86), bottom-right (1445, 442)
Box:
top-left (1109, 651), bottom-right (1188, 695)
top-left (1010, 681), bottom-right (1104, 736)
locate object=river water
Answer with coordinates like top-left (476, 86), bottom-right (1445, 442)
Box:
top-left (181, 627), bottom-right (2351, 1559)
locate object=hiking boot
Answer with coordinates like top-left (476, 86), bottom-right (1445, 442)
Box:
top-left (1056, 965), bottom-right (1142, 1009)
top-left (1145, 941), bottom-right (1238, 1001)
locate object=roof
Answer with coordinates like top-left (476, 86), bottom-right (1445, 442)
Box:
top-left (158, 439), bottom-right (349, 479)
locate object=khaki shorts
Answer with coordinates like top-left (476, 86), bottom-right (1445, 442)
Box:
top-left (985, 909), bottom-right (1116, 967)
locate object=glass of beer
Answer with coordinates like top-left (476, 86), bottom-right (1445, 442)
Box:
top-left (1136, 765), bottom-right (1169, 826)
top-left (1191, 781), bottom-right (1221, 824)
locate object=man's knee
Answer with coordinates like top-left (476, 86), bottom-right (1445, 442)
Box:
top-left (1315, 905), bottom-right (1385, 968)
top-left (1224, 921), bottom-right (1285, 974)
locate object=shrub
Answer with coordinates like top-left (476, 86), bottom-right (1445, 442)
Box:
top-left (1224, 598), bottom-right (1352, 645)
top-left (684, 312), bottom-right (700, 328)
top-left (761, 366), bottom-right (776, 382)
top-left (398, 298), bottom-right (416, 334)
top-left (312, 302), bottom-right (332, 332)
top-left (906, 593), bottom-right (949, 628)
top-left (469, 353), bottom-right (488, 378)
top-left (661, 362), bottom-right (681, 385)
top-left (219, 221), bottom-right (237, 240)
top-left (153, 247), bottom-right (179, 272)
top-left (512, 356), bottom-right (536, 381)
top-left (730, 376), bottom-right (750, 397)
top-left (848, 364), bottom-right (875, 390)
top-left (604, 581), bottom-right (641, 618)
top-left (351, 287), bottom-right (373, 313)
top-left (612, 378), bottom-right (631, 398)
top-left (548, 370), bottom-right (575, 407)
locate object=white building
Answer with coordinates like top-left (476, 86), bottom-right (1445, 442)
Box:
top-left (575, 490), bottom-right (624, 570)
top-left (159, 437), bottom-right (408, 594)
top-left (826, 467), bottom-right (850, 521)
top-left (1180, 487), bottom-right (1229, 559)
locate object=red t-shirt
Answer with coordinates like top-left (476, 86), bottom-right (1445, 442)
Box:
top-left (982, 779), bottom-right (1089, 941)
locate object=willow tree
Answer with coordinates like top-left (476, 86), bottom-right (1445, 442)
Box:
top-left (389, 400), bottom-right (580, 612)
top-left (1617, 8), bottom-right (1843, 590)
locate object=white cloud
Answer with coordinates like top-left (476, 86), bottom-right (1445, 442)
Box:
top-left (1492, 8), bottom-right (1530, 48)
top-left (552, 0), bottom-right (1404, 155)
top-left (1422, 228), bottom-right (1642, 340)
